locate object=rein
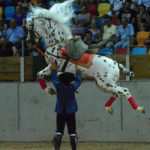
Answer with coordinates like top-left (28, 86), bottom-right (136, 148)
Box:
top-left (35, 46), bottom-right (70, 72)
top-left (46, 40), bottom-right (65, 48)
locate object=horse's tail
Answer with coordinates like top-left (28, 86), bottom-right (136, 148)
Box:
top-left (118, 63), bottom-right (135, 78)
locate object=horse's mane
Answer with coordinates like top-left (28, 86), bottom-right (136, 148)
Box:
top-left (30, 0), bottom-right (74, 25)
top-left (29, 0), bottom-right (74, 39)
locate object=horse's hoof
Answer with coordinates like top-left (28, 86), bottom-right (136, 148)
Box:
top-left (136, 106), bottom-right (146, 114)
top-left (105, 107), bottom-right (113, 115)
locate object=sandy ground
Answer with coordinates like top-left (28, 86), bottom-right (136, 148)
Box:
top-left (0, 142), bottom-right (150, 150)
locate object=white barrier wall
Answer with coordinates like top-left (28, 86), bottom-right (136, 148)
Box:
top-left (0, 81), bottom-right (150, 142)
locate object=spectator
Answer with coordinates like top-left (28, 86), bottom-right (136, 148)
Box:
top-left (84, 31), bottom-right (99, 53)
top-left (118, 0), bottom-right (137, 25)
top-left (114, 17), bottom-right (134, 52)
top-left (18, 0), bottom-right (29, 14)
top-left (14, 0), bottom-right (21, 6)
top-left (89, 20), bottom-right (100, 42)
top-left (13, 5), bottom-right (26, 26)
top-left (72, 6), bottom-right (91, 38)
top-left (137, 5), bottom-right (150, 31)
top-left (0, 20), bottom-right (4, 36)
top-left (86, 0), bottom-right (98, 17)
top-left (6, 18), bottom-right (24, 56)
top-left (0, 21), bottom-right (17, 56)
top-left (4, 0), bottom-right (14, 6)
top-left (109, 0), bottom-right (125, 16)
top-left (0, 0), bottom-right (5, 6)
top-left (97, 16), bottom-right (117, 49)
top-left (37, 0), bottom-right (49, 9)
top-left (0, 36), bottom-right (17, 56)
top-left (137, 0), bottom-right (150, 12)
top-left (84, 30), bottom-right (97, 45)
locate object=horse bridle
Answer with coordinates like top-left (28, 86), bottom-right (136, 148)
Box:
top-left (27, 18), bottom-right (65, 48)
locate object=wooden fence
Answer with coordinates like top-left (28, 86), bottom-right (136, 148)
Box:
top-left (0, 55), bottom-right (150, 81)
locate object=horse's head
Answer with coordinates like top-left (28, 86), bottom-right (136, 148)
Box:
top-left (26, 17), bottom-right (42, 48)
top-left (26, 0), bottom-right (74, 49)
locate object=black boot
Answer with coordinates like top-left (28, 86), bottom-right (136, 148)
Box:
top-left (70, 135), bottom-right (77, 150)
top-left (52, 134), bottom-right (62, 150)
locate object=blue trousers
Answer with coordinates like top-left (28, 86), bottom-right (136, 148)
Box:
top-left (114, 41), bottom-right (128, 52)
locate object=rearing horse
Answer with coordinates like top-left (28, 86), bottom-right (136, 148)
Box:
top-left (26, 0), bottom-right (145, 114)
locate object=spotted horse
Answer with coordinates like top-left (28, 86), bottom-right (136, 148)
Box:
top-left (26, 0), bottom-right (145, 114)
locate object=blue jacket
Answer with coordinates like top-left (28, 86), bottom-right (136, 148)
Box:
top-left (51, 70), bottom-right (82, 114)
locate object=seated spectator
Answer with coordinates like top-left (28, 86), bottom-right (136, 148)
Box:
top-left (72, 6), bottom-right (91, 38)
top-left (84, 31), bottom-right (99, 53)
top-left (0, 20), bottom-right (4, 36)
top-left (37, 0), bottom-right (49, 9)
top-left (137, 0), bottom-right (150, 12)
top-left (114, 17), bottom-right (134, 52)
top-left (0, 0), bottom-right (5, 6)
top-left (86, 0), bottom-right (98, 17)
top-left (14, 0), bottom-right (21, 6)
top-left (5, 18), bottom-right (24, 56)
top-left (0, 37), bottom-right (17, 56)
top-left (84, 30), bottom-right (97, 45)
top-left (97, 16), bottom-right (117, 49)
top-left (0, 21), bottom-right (17, 56)
top-left (18, 0), bottom-right (29, 14)
top-left (13, 5), bottom-right (26, 26)
top-left (4, 0), bottom-right (14, 6)
top-left (137, 5), bottom-right (150, 31)
top-left (108, 0), bottom-right (125, 16)
top-left (118, 0), bottom-right (137, 26)
top-left (89, 20), bottom-right (100, 42)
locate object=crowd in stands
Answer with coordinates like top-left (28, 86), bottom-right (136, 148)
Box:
top-left (0, 0), bottom-right (150, 57)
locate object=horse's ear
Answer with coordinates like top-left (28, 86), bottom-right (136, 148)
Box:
top-left (29, 3), bottom-right (33, 12)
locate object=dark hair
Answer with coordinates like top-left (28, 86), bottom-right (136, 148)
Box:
top-left (85, 30), bottom-right (92, 35)
top-left (140, 4), bottom-right (146, 10)
top-left (58, 72), bottom-right (76, 85)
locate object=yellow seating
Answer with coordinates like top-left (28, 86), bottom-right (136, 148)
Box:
top-left (136, 31), bottom-right (150, 47)
top-left (0, 7), bottom-right (2, 20)
top-left (98, 3), bottom-right (111, 17)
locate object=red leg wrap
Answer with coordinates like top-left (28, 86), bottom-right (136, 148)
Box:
top-left (38, 79), bottom-right (47, 89)
top-left (128, 97), bottom-right (138, 109)
top-left (105, 97), bottom-right (116, 107)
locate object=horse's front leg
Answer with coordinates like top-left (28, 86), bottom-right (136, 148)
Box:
top-left (37, 64), bottom-right (56, 95)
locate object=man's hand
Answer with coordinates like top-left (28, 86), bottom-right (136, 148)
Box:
top-left (47, 88), bottom-right (56, 95)
top-left (75, 66), bottom-right (81, 72)
top-left (50, 63), bottom-right (57, 71)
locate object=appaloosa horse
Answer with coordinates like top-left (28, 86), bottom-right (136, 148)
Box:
top-left (26, 0), bottom-right (145, 114)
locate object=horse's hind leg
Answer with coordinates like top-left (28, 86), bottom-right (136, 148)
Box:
top-left (104, 85), bottom-right (145, 114)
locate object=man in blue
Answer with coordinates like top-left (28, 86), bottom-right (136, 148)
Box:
top-left (50, 63), bottom-right (82, 150)
top-left (6, 18), bottom-right (24, 56)
top-left (114, 17), bottom-right (134, 52)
